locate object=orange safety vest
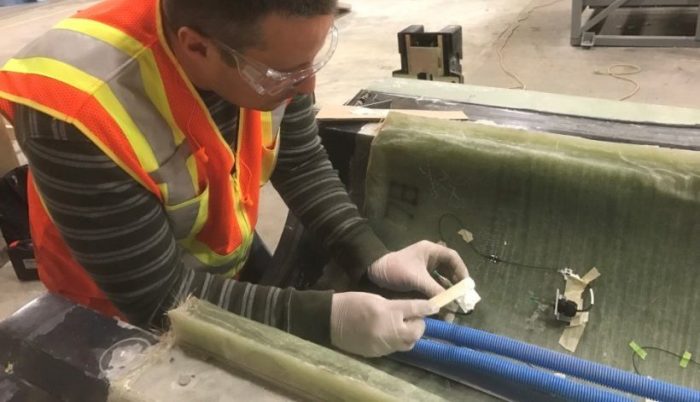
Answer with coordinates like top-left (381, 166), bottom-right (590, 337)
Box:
top-left (0, 0), bottom-right (284, 318)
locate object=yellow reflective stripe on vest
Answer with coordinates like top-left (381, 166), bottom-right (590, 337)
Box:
top-left (54, 18), bottom-right (196, 201)
top-left (259, 109), bottom-right (280, 185)
top-left (6, 14), bottom-right (279, 275)
top-left (57, 18), bottom-right (188, 144)
top-left (54, 18), bottom-right (144, 58)
top-left (51, 18), bottom-right (226, 247)
top-left (2, 57), bottom-right (159, 172)
top-left (57, 18), bottom-right (250, 265)
top-left (178, 181), bottom-right (250, 275)
top-left (182, 233), bottom-right (254, 275)
top-left (0, 90), bottom-right (147, 189)
top-left (7, 20), bottom-right (203, 238)
top-left (234, 109), bottom-right (254, 248)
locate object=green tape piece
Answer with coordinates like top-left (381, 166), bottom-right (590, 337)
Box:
top-left (680, 352), bottom-right (692, 368)
top-left (629, 341), bottom-right (647, 360)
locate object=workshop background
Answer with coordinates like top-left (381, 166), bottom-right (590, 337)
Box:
top-left (1, 0), bottom-right (699, 320)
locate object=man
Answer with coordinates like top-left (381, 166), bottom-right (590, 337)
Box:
top-left (0, 0), bottom-right (468, 357)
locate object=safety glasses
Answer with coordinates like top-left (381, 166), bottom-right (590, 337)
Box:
top-left (215, 25), bottom-right (339, 96)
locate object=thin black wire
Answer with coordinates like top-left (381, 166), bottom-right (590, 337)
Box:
top-left (631, 346), bottom-right (700, 376)
top-left (577, 303), bottom-right (593, 313)
top-left (438, 213), bottom-right (561, 274)
top-left (438, 214), bottom-right (698, 376)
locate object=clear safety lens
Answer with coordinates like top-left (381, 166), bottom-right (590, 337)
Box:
top-left (220, 25), bottom-right (338, 96)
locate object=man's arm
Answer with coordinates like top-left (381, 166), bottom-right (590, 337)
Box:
top-left (271, 95), bottom-right (389, 281)
top-left (14, 104), bottom-right (332, 344)
top-left (271, 95), bottom-right (470, 299)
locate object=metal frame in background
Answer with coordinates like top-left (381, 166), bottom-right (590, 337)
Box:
top-left (571, 0), bottom-right (700, 47)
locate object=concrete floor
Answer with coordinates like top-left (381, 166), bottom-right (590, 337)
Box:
top-left (1, 0), bottom-right (699, 320)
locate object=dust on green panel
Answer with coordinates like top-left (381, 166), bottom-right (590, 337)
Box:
top-left (365, 112), bottom-right (700, 389)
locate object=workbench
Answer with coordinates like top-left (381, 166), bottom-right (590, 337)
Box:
top-left (2, 79), bottom-right (699, 401)
top-left (570, 0), bottom-right (700, 47)
top-left (317, 79), bottom-right (700, 399)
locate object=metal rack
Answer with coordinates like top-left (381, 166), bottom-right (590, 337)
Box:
top-left (571, 0), bottom-right (700, 47)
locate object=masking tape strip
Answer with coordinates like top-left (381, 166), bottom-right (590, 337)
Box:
top-left (680, 351), bottom-right (692, 368)
top-left (580, 267), bottom-right (601, 284)
top-left (429, 277), bottom-right (475, 309)
top-left (558, 267), bottom-right (600, 352)
top-left (559, 325), bottom-right (587, 353)
top-left (629, 341), bottom-right (647, 360)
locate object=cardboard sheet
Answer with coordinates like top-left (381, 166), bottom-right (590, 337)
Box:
top-left (316, 105), bottom-right (468, 121)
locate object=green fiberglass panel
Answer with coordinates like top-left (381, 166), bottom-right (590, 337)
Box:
top-left (168, 298), bottom-right (446, 402)
top-left (365, 113), bottom-right (700, 389)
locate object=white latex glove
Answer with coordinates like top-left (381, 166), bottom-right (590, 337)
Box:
top-left (367, 240), bottom-right (469, 298)
top-left (330, 292), bottom-right (438, 357)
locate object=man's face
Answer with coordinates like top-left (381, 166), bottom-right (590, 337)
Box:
top-left (209, 13), bottom-right (335, 111)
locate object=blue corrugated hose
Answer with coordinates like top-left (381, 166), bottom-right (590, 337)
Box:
top-left (405, 339), bottom-right (631, 402)
top-left (424, 318), bottom-right (700, 402)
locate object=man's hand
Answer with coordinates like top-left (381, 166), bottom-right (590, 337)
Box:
top-left (330, 292), bottom-right (437, 357)
top-left (367, 240), bottom-right (469, 297)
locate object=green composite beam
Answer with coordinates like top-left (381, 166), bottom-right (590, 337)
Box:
top-left (364, 112), bottom-right (700, 391)
top-left (367, 79), bottom-right (700, 126)
top-left (167, 297), bottom-right (446, 402)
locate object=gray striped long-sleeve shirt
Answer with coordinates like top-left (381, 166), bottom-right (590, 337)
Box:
top-left (14, 92), bottom-right (388, 344)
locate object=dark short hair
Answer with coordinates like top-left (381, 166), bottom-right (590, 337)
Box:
top-left (163, 0), bottom-right (338, 50)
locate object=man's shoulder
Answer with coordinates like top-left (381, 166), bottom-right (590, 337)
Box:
top-left (14, 104), bottom-right (93, 144)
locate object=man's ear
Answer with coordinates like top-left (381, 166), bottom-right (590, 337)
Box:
top-left (176, 27), bottom-right (214, 60)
